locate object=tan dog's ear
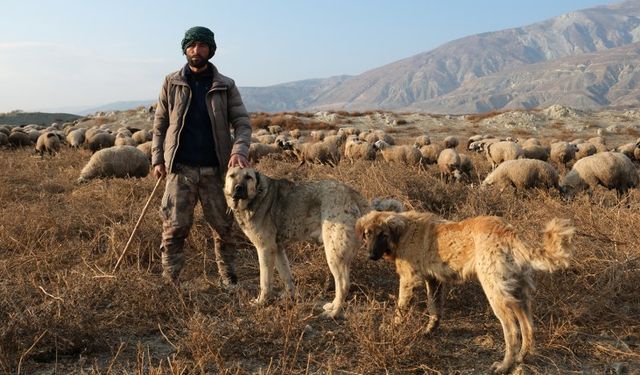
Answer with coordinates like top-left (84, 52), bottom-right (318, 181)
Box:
top-left (385, 214), bottom-right (406, 244)
top-left (355, 216), bottom-right (366, 241)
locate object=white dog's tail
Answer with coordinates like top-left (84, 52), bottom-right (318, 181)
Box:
top-left (513, 218), bottom-right (575, 272)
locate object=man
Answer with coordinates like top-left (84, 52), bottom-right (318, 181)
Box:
top-left (151, 26), bottom-right (252, 286)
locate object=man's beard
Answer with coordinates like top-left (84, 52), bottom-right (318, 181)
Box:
top-left (187, 55), bottom-right (208, 69)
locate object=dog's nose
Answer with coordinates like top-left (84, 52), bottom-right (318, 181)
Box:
top-left (232, 184), bottom-right (246, 199)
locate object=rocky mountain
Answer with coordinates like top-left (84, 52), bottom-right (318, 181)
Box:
top-left (239, 0), bottom-right (640, 114)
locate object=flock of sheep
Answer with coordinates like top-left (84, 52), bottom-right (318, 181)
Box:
top-left (248, 124), bottom-right (640, 197)
top-left (2, 116), bottom-right (640, 198)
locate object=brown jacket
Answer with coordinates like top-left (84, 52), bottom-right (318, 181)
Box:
top-left (152, 64), bottom-right (252, 174)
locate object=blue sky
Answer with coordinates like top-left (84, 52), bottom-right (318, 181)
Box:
top-left (0, 0), bottom-right (614, 113)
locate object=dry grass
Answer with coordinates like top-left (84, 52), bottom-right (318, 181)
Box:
top-left (1, 141), bottom-right (639, 374)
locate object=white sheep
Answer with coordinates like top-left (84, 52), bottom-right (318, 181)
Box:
top-left (550, 142), bottom-right (578, 166)
top-left (35, 132), bottom-right (62, 157)
top-left (132, 129), bottom-right (152, 144)
top-left (413, 135), bottom-right (431, 147)
top-left (78, 145), bottom-right (150, 183)
top-left (344, 138), bottom-right (376, 163)
top-left (575, 142), bottom-right (597, 160)
top-left (248, 140), bottom-right (293, 163)
top-left (115, 134), bottom-right (137, 147)
top-left (268, 125), bottom-right (283, 134)
top-left (561, 152), bottom-right (639, 196)
top-left (66, 128), bottom-right (86, 148)
top-left (136, 141), bottom-right (152, 161)
top-left (615, 142), bottom-right (638, 160)
top-left (521, 138), bottom-right (542, 148)
top-left (437, 148), bottom-right (462, 182)
top-left (310, 130), bottom-right (325, 142)
top-left (294, 139), bottom-right (341, 165)
top-left (481, 159), bottom-right (560, 192)
top-left (486, 141), bottom-right (523, 169)
top-left (373, 140), bottom-right (422, 166)
top-left (417, 144), bottom-right (443, 165)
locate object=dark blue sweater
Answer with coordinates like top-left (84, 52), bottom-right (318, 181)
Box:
top-left (174, 63), bottom-right (219, 167)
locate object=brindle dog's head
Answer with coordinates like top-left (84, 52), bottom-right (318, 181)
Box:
top-left (355, 211), bottom-right (406, 261)
top-left (224, 166), bottom-right (261, 210)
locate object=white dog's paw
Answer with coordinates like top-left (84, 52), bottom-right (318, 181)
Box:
top-left (322, 302), bottom-right (334, 312)
top-left (251, 296), bottom-right (267, 306)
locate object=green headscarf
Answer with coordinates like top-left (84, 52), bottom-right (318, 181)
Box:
top-left (181, 26), bottom-right (217, 58)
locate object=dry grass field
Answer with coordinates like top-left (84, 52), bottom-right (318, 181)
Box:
top-left (1, 110), bottom-right (639, 374)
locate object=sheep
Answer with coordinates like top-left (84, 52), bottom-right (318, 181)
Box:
top-left (294, 139), bottom-right (341, 165)
top-left (137, 141), bottom-right (152, 161)
top-left (86, 132), bottom-right (116, 153)
top-left (255, 134), bottom-right (276, 144)
top-left (635, 141), bottom-right (640, 161)
top-left (371, 197), bottom-right (404, 212)
top-left (253, 128), bottom-right (270, 137)
top-left (575, 142), bottom-right (597, 160)
top-left (443, 135), bottom-right (459, 149)
top-left (8, 130), bottom-right (32, 147)
top-left (413, 135), bottom-right (431, 147)
top-left (485, 141), bottom-right (523, 169)
top-left (521, 138), bottom-right (542, 148)
top-left (344, 138), bottom-right (376, 163)
top-left (115, 135), bottom-right (137, 147)
top-left (35, 132), bottom-right (62, 157)
top-left (85, 127), bottom-right (106, 143)
top-left (615, 142), bottom-right (637, 160)
top-left (459, 153), bottom-right (474, 180)
top-left (468, 137), bottom-right (501, 153)
top-left (373, 140), bottom-right (422, 166)
top-left (132, 129), bottom-right (152, 144)
top-left (561, 152), bottom-right (639, 197)
top-left (550, 142), bottom-right (578, 166)
top-left (288, 129), bottom-right (301, 139)
top-left (0, 125), bottom-right (11, 136)
top-left (116, 127), bottom-right (133, 137)
top-left (77, 145), bottom-right (150, 183)
top-left (481, 159), bottom-right (560, 192)
top-left (437, 148), bottom-right (462, 182)
top-left (417, 144), bottom-right (443, 165)
top-left (248, 141), bottom-right (293, 163)
top-left (466, 134), bottom-right (485, 148)
top-left (523, 144), bottom-right (550, 161)
top-left (0, 132), bottom-right (8, 146)
top-left (337, 127), bottom-right (360, 137)
top-left (364, 130), bottom-right (395, 145)
top-left (268, 125), bottom-right (283, 134)
top-left (66, 128), bottom-right (87, 148)
top-left (310, 130), bottom-right (325, 142)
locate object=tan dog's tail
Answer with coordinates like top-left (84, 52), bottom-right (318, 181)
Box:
top-left (513, 218), bottom-right (575, 272)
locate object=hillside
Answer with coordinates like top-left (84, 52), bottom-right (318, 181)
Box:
top-left (0, 111), bottom-right (82, 126)
top-left (238, 0), bottom-right (640, 113)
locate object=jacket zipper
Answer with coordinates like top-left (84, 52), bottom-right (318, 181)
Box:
top-left (208, 85), bottom-right (227, 168)
top-left (169, 82), bottom-right (192, 173)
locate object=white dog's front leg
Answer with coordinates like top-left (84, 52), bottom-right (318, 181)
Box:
top-left (254, 246), bottom-right (277, 304)
top-left (274, 247), bottom-right (295, 299)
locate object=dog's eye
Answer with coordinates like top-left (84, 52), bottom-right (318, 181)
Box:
top-left (244, 175), bottom-right (253, 180)
top-left (228, 173), bottom-right (236, 179)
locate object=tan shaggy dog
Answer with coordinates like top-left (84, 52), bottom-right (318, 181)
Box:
top-left (355, 210), bottom-right (575, 374)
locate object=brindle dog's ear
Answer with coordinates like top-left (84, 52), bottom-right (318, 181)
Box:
top-left (254, 171), bottom-right (260, 188)
top-left (385, 214), bottom-right (406, 244)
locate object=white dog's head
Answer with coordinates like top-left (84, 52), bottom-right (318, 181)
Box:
top-left (224, 166), bottom-right (261, 210)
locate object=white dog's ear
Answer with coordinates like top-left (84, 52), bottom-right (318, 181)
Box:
top-left (385, 214), bottom-right (406, 243)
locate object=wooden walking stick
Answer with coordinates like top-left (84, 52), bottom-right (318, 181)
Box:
top-left (113, 177), bottom-right (163, 272)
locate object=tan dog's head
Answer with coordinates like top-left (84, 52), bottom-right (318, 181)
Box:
top-left (224, 166), bottom-right (261, 210)
top-left (356, 211), bottom-right (406, 261)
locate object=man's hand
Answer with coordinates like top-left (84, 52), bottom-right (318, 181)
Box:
top-left (228, 153), bottom-right (250, 168)
top-left (153, 164), bottom-right (167, 179)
